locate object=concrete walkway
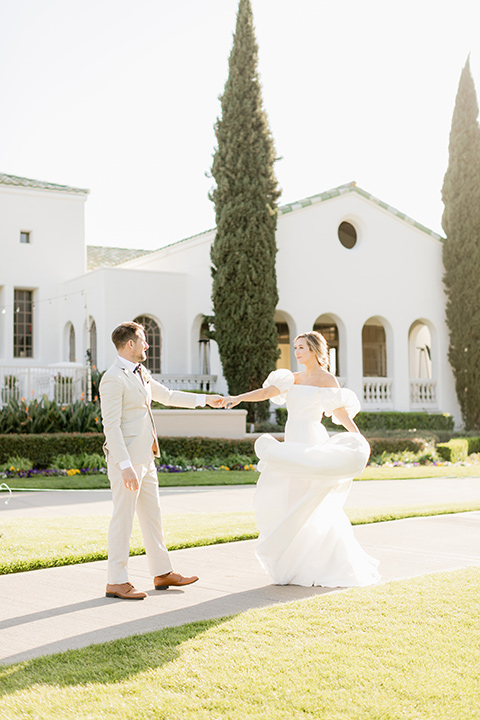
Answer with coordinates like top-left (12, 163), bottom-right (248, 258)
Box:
top-left (1, 479), bottom-right (479, 666)
top-left (3, 475), bottom-right (480, 519)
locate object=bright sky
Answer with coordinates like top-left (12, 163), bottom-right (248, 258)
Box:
top-left (1, 0), bottom-right (479, 250)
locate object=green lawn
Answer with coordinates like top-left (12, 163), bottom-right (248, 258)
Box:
top-left (4, 463), bottom-right (480, 491)
top-left (0, 567), bottom-right (478, 719)
top-left (2, 502), bottom-right (480, 575)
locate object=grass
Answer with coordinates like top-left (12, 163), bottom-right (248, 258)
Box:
top-left (2, 502), bottom-right (480, 575)
top-left (0, 567), bottom-right (479, 719)
top-left (3, 463), bottom-right (480, 491)
top-left (4, 470), bottom-right (257, 490)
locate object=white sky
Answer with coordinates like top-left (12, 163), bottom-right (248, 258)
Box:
top-left (1, 0), bottom-right (479, 250)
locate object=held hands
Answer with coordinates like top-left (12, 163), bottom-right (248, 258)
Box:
top-left (121, 466), bottom-right (139, 492)
top-left (220, 395), bottom-right (241, 409)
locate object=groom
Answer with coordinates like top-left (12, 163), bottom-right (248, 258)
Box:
top-left (100, 321), bottom-right (223, 599)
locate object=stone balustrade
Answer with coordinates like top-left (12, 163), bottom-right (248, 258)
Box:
top-left (410, 379), bottom-right (437, 408)
top-left (363, 377), bottom-right (393, 407)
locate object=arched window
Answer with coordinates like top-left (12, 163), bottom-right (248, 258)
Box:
top-left (89, 319), bottom-right (97, 368)
top-left (134, 315), bottom-right (161, 373)
top-left (362, 321), bottom-right (387, 377)
top-left (69, 324), bottom-right (76, 362)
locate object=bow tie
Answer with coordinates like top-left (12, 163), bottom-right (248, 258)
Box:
top-left (133, 364), bottom-right (141, 374)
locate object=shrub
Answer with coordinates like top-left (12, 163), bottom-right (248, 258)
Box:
top-left (0, 397), bottom-right (102, 434)
top-left (436, 437), bottom-right (480, 462)
top-left (437, 439), bottom-right (468, 463)
top-left (367, 436), bottom-right (430, 455)
top-left (51, 452), bottom-right (106, 470)
top-left (0, 455), bottom-right (33, 472)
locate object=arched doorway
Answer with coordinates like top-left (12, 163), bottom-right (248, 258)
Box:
top-left (313, 316), bottom-right (340, 376)
top-left (409, 320), bottom-right (436, 407)
top-left (134, 315), bottom-right (161, 373)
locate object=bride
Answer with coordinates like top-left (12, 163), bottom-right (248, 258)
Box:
top-left (222, 331), bottom-right (380, 588)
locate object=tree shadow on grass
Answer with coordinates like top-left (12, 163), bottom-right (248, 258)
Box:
top-left (0, 584), bottom-right (337, 697)
top-left (0, 617), bottom-right (224, 695)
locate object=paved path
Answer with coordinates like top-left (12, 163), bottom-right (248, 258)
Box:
top-left (1, 478), bottom-right (479, 666)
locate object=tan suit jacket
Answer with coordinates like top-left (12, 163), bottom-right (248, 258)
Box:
top-left (100, 357), bottom-right (197, 467)
top-left (99, 357), bottom-right (199, 584)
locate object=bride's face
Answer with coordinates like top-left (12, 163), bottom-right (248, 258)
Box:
top-left (294, 338), bottom-right (314, 366)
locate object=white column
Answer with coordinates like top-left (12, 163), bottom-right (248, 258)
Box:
top-left (392, 321), bottom-right (410, 411)
top-left (344, 320), bottom-right (363, 400)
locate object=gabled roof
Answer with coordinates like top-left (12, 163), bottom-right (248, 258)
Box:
top-left (90, 181), bottom-right (443, 268)
top-left (87, 245), bottom-right (154, 271)
top-left (0, 172), bottom-right (89, 195)
top-left (280, 181), bottom-right (442, 240)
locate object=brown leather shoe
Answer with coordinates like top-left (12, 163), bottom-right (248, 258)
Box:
top-left (154, 572), bottom-right (199, 590)
top-left (106, 582), bottom-right (147, 600)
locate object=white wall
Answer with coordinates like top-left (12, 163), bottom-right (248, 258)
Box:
top-left (0, 184), bottom-right (87, 365)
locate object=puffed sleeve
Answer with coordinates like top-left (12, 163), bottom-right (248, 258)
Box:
top-left (322, 388), bottom-right (361, 424)
top-left (262, 369), bottom-right (295, 405)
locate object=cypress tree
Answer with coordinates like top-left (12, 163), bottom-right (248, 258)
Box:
top-left (442, 57), bottom-right (480, 428)
top-left (210, 0), bottom-right (280, 422)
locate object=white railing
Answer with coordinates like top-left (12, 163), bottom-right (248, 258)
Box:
top-left (363, 377), bottom-right (393, 406)
top-left (153, 374), bottom-right (218, 392)
top-left (410, 379), bottom-right (437, 407)
top-left (0, 365), bottom-right (88, 408)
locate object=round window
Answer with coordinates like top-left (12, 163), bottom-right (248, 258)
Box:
top-left (338, 221), bottom-right (357, 249)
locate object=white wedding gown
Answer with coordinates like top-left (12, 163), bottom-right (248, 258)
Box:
top-left (253, 369), bottom-right (380, 587)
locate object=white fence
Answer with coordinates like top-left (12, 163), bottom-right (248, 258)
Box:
top-left (0, 365), bottom-right (88, 408)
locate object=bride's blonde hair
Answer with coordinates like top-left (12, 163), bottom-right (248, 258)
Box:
top-left (295, 331), bottom-right (329, 370)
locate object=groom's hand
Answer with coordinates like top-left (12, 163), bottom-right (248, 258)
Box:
top-left (121, 466), bottom-right (139, 491)
top-left (205, 394), bottom-right (223, 408)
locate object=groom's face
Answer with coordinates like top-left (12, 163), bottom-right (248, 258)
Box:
top-left (131, 329), bottom-right (149, 363)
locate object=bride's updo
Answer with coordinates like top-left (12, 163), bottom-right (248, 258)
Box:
top-left (295, 331), bottom-right (329, 370)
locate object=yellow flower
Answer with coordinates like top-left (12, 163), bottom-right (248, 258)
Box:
top-left (219, 465), bottom-right (230, 471)
top-left (67, 468), bottom-right (80, 476)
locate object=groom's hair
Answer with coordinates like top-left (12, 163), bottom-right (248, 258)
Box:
top-left (111, 321), bottom-right (144, 349)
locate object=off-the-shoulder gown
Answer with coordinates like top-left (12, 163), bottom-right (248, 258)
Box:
top-left (253, 369), bottom-right (380, 587)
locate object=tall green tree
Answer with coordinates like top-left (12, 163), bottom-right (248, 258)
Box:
top-left (442, 56), bottom-right (480, 428)
top-left (210, 0), bottom-right (280, 421)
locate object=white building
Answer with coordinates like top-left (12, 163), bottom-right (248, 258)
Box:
top-left (0, 173), bottom-right (461, 423)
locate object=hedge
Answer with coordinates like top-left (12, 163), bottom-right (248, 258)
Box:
top-left (0, 432), bottom-right (440, 467)
top-left (437, 437), bottom-right (480, 463)
top-left (0, 434), bottom-right (257, 467)
top-left (275, 409), bottom-right (454, 432)
top-left (0, 434), bottom-right (105, 468)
